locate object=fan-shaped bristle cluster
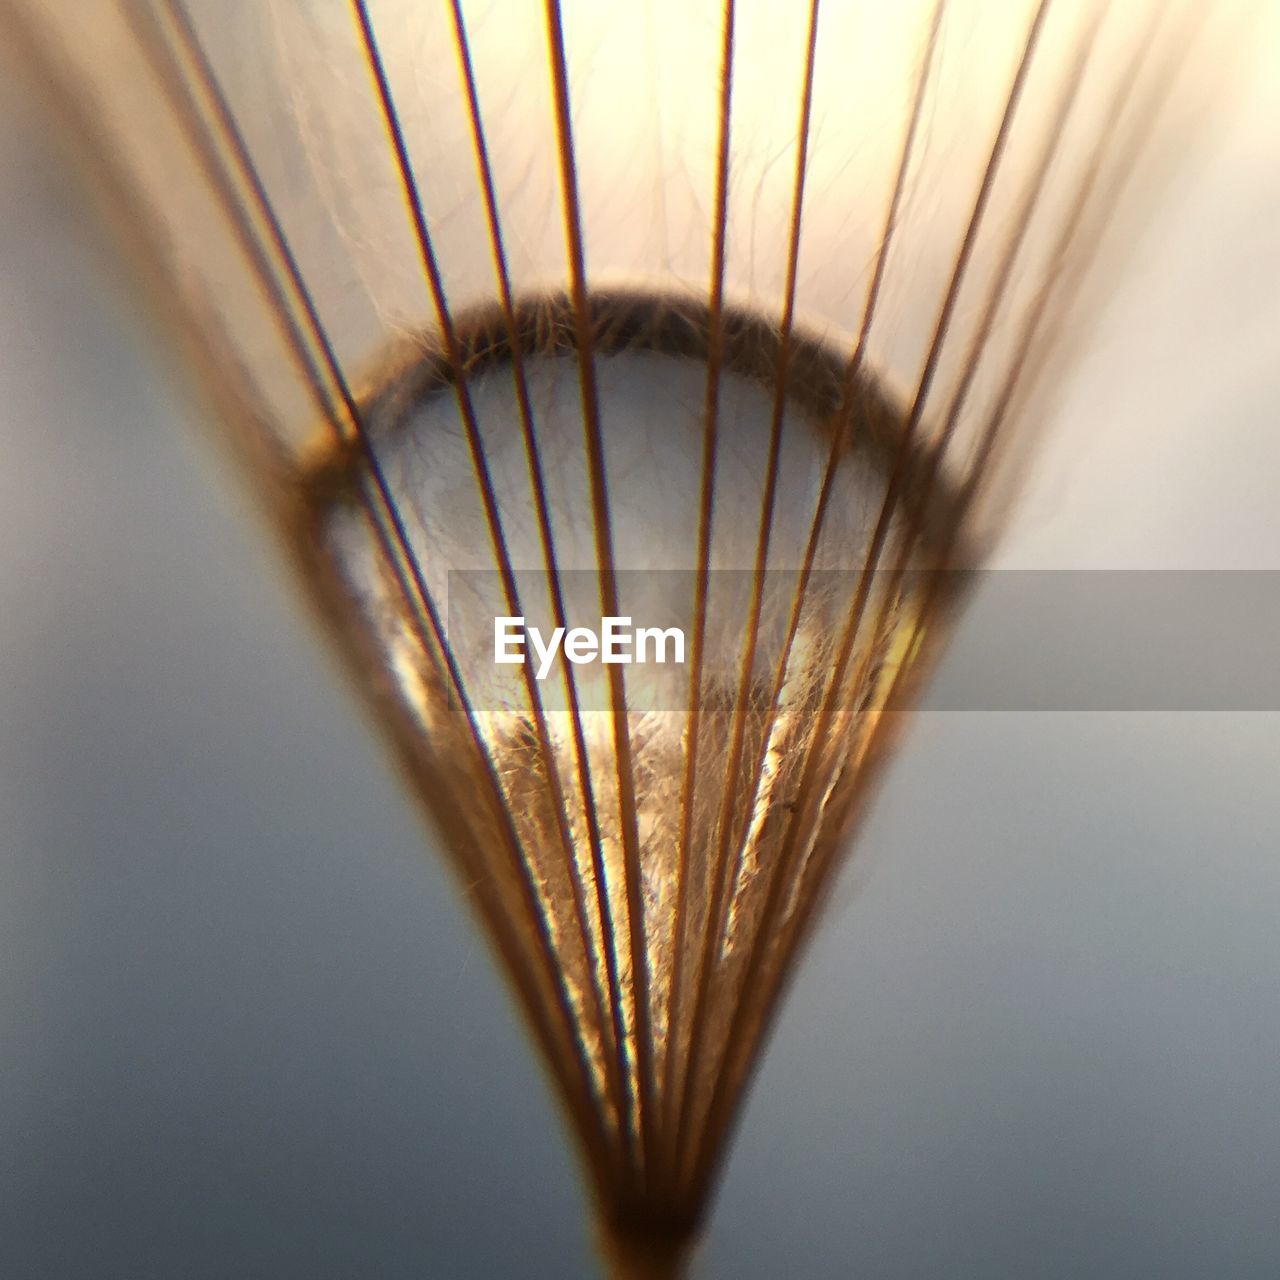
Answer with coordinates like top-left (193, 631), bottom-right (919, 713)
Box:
top-left (2, 0), bottom-right (1228, 1266)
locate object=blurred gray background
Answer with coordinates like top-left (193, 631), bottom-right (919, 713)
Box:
top-left (2, 56), bottom-right (1279, 1280)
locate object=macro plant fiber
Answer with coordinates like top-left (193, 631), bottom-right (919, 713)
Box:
top-left (0, 1), bottom-right (1256, 1274)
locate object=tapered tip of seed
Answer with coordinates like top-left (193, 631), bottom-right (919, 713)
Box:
top-left (598, 1209), bottom-right (700, 1280)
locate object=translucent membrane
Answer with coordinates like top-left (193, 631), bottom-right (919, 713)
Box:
top-left (1, 0), bottom-right (1244, 1271)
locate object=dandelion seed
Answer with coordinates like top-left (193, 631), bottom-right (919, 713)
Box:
top-left (0, 0), bottom-right (1248, 1273)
